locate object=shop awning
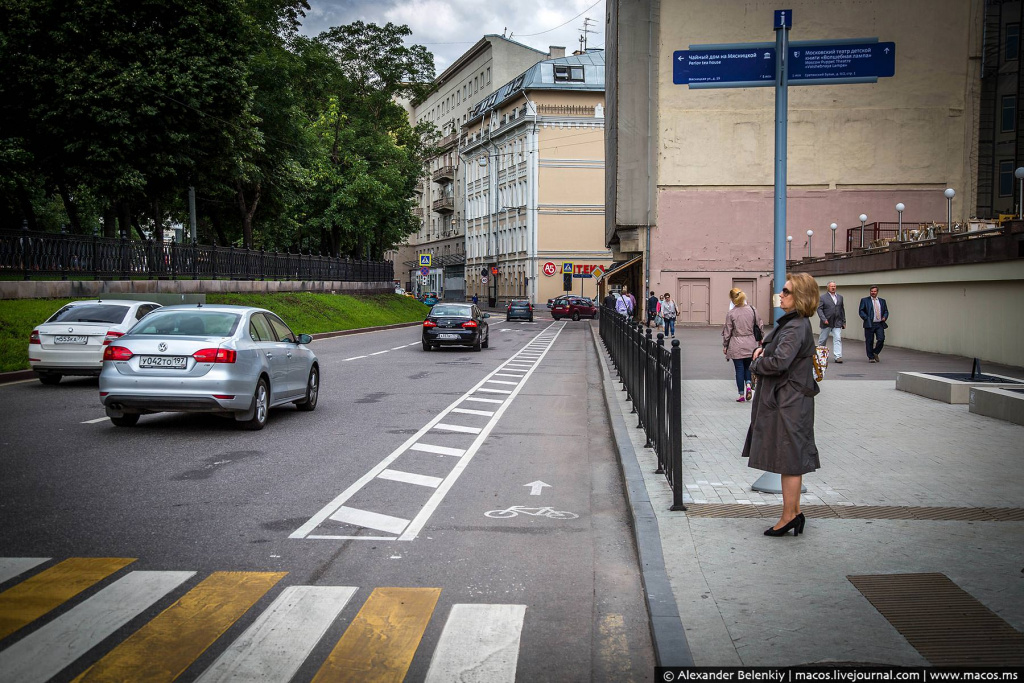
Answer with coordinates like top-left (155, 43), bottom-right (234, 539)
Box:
top-left (597, 255), bottom-right (642, 280)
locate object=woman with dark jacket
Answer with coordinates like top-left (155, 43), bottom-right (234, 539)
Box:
top-left (742, 272), bottom-right (821, 537)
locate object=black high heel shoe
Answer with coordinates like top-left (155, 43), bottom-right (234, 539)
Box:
top-left (764, 513), bottom-right (805, 537)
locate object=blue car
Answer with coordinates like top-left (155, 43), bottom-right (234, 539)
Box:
top-left (422, 292), bottom-right (439, 306)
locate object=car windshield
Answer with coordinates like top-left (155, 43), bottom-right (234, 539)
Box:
top-left (131, 311), bottom-right (241, 337)
top-left (47, 304), bottom-right (130, 324)
top-left (431, 305), bottom-right (472, 317)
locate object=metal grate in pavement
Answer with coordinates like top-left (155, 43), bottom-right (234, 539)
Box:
top-left (848, 573), bottom-right (1024, 666)
top-left (684, 504), bottom-right (1024, 521)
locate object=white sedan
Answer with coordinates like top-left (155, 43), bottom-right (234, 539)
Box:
top-left (29, 299), bottom-right (162, 385)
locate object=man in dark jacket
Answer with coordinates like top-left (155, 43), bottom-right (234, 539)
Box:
top-left (603, 291), bottom-right (616, 311)
top-left (816, 281), bottom-right (846, 363)
top-left (858, 285), bottom-right (889, 362)
top-left (646, 291), bottom-right (660, 327)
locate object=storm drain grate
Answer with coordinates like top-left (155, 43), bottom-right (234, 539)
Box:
top-left (848, 573), bottom-right (1024, 666)
top-left (684, 504), bottom-right (1023, 521)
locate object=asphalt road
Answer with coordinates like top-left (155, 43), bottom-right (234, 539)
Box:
top-left (0, 312), bottom-right (653, 682)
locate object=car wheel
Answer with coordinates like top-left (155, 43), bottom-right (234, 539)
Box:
top-left (528, 317), bottom-right (533, 322)
top-left (482, 334), bottom-right (489, 349)
top-left (295, 366), bottom-right (319, 412)
top-left (572, 312), bottom-right (581, 321)
top-left (110, 413), bottom-right (140, 427)
top-left (552, 316), bottom-right (560, 321)
top-left (422, 340), bottom-right (431, 351)
top-left (473, 335), bottom-right (482, 352)
top-left (240, 378), bottom-right (270, 431)
top-left (37, 372), bottom-right (62, 386)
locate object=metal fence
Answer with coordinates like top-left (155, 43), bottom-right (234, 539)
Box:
top-left (0, 230), bottom-right (393, 282)
top-left (599, 305), bottom-right (686, 511)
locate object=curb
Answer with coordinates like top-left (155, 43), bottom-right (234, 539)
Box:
top-left (0, 321), bottom-right (426, 385)
top-left (588, 323), bottom-right (694, 668)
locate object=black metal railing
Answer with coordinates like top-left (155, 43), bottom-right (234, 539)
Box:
top-left (599, 305), bottom-right (685, 511)
top-left (0, 230), bottom-right (393, 283)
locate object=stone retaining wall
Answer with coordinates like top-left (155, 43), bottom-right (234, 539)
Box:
top-left (0, 279), bottom-right (393, 300)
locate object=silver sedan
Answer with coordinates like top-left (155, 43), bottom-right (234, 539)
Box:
top-left (99, 304), bottom-right (319, 430)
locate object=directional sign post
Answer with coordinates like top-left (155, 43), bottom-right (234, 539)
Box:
top-left (789, 42), bottom-right (895, 82)
top-left (673, 48), bottom-right (775, 87)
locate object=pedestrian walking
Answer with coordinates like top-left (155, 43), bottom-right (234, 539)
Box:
top-left (660, 293), bottom-right (677, 337)
top-left (603, 291), bottom-right (616, 311)
top-left (623, 286), bottom-right (636, 319)
top-left (647, 291), bottom-right (660, 328)
top-left (742, 272), bottom-right (821, 537)
top-left (722, 289), bottom-right (763, 402)
top-left (728, 287), bottom-right (743, 311)
top-left (816, 281), bottom-right (845, 363)
top-left (858, 285), bottom-right (889, 362)
top-left (614, 292), bottom-right (629, 317)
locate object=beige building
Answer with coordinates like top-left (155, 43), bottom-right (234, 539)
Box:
top-left (462, 50), bottom-right (610, 306)
top-left (606, 0), bottom-right (986, 324)
top-left (390, 36), bottom-right (554, 298)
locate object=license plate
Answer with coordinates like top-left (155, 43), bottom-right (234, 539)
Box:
top-left (437, 334), bottom-right (459, 340)
top-left (139, 356), bottom-right (188, 369)
top-left (54, 336), bottom-right (87, 344)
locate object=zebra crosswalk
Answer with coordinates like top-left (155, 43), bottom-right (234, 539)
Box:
top-left (0, 557), bottom-right (527, 683)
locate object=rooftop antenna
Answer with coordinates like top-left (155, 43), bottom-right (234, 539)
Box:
top-left (578, 16), bottom-right (597, 51)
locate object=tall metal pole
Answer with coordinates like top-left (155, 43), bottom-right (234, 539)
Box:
top-left (188, 186), bottom-right (197, 242)
top-left (772, 17), bottom-right (790, 323)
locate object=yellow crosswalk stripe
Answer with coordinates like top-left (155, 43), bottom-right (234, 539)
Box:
top-left (0, 557), bottom-right (135, 640)
top-left (312, 587), bottom-right (441, 683)
top-left (72, 571), bottom-right (287, 683)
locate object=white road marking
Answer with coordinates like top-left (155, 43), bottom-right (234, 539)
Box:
top-left (433, 423), bottom-right (482, 434)
top-left (81, 417), bottom-right (108, 424)
top-left (0, 557), bottom-right (49, 585)
top-left (407, 342), bottom-right (420, 346)
top-left (494, 373), bottom-right (524, 379)
top-left (306, 535), bottom-right (397, 541)
top-left (342, 355), bottom-right (367, 362)
top-left (195, 586), bottom-right (358, 683)
top-left (329, 507), bottom-right (410, 534)
top-left (424, 604), bottom-right (527, 683)
top-left (451, 408), bottom-right (495, 416)
top-left (410, 443), bottom-right (466, 457)
top-left (370, 350), bottom-right (389, 356)
top-left (391, 346), bottom-right (407, 350)
top-left (0, 571), bottom-right (195, 683)
top-left (475, 387), bottom-right (512, 394)
top-left (378, 469), bottom-right (443, 488)
top-left (464, 397), bottom-right (504, 404)
top-left (486, 380), bottom-right (519, 386)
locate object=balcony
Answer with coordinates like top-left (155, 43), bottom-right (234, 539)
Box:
top-left (432, 165), bottom-right (455, 183)
top-left (432, 196), bottom-right (454, 213)
top-left (438, 131), bottom-right (459, 150)
top-left (412, 207), bottom-right (424, 218)
top-left (414, 178), bottom-right (426, 194)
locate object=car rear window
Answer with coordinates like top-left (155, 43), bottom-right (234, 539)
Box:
top-left (510, 301), bottom-right (529, 307)
top-left (431, 305), bottom-right (471, 317)
top-left (48, 304), bottom-right (130, 324)
top-left (131, 311), bottom-right (240, 337)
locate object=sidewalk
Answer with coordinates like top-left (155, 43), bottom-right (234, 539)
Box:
top-left (592, 324), bottom-right (1024, 667)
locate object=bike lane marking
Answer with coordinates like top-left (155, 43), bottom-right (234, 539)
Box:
top-left (290, 322), bottom-right (566, 542)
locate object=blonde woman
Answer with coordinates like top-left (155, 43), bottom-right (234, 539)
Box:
top-left (742, 272), bottom-right (821, 537)
top-left (722, 290), bottom-right (763, 402)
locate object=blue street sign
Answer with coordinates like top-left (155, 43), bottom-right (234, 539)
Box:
top-left (572, 273), bottom-right (593, 279)
top-left (789, 42), bottom-right (895, 81)
top-left (774, 9), bottom-right (792, 29)
top-left (673, 48), bottom-right (776, 85)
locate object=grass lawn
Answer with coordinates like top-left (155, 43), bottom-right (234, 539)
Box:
top-left (0, 292), bottom-right (428, 373)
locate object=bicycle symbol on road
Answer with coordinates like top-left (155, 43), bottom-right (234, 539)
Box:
top-left (485, 506), bottom-right (579, 520)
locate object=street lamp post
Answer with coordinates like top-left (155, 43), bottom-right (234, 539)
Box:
top-left (786, 235), bottom-right (792, 260)
top-left (895, 203), bottom-right (905, 241)
top-left (806, 229), bottom-right (813, 257)
top-left (944, 188), bottom-right (955, 232)
top-left (829, 222), bottom-right (838, 253)
top-left (1016, 167), bottom-right (1024, 219)
top-left (859, 213), bottom-right (868, 249)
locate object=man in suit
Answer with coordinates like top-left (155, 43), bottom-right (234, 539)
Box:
top-left (858, 285), bottom-right (889, 362)
top-left (817, 280), bottom-right (846, 363)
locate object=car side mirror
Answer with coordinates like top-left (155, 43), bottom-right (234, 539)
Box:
top-left (296, 333), bottom-right (313, 345)
top-left (482, 313), bottom-right (490, 319)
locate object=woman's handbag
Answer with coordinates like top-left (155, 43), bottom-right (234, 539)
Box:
top-left (750, 307), bottom-right (763, 342)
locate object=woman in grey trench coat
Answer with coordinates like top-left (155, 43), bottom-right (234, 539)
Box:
top-left (742, 272), bottom-right (821, 537)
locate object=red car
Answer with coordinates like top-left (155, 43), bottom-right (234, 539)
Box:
top-left (551, 296), bottom-right (597, 321)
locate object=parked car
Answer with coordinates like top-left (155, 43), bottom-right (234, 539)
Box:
top-left (422, 303), bottom-right (490, 352)
top-left (551, 296), bottom-right (598, 321)
top-left (29, 299), bottom-right (162, 385)
top-left (547, 298), bottom-right (556, 309)
top-left (506, 299), bottom-right (533, 322)
top-left (421, 292), bottom-right (439, 306)
top-left (98, 304), bottom-right (318, 430)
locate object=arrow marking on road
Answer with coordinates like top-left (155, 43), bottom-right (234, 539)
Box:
top-left (524, 481), bottom-right (551, 496)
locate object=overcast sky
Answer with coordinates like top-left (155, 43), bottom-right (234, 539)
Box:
top-left (300, 0), bottom-right (606, 74)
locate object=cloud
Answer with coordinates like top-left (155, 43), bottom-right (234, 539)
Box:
top-left (300, 0), bottom-right (605, 73)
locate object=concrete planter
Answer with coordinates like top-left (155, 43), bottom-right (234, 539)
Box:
top-left (895, 371), bottom-right (1024, 404)
top-left (969, 387), bottom-right (1024, 426)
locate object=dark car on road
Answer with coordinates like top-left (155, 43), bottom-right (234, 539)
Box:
top-left (506, 299), bottom-right (533, 322)
top-left (551, 296), bottom-right (598, 321)
top-left (422, 303), bottom-right (490, 351)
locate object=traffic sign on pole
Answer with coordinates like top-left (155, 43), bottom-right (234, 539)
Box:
top-left (788, 42), bottom-right (895, 81)
top-left (419, 254), bottom-right (431, 267)
top-left (561, 262), bottom-right (574, 274)
top-left (420, 267), bottom-right (430, 276)
top-left (673, 48), bottom-right (776, 86)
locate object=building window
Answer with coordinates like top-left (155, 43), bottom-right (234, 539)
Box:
top-left (554, 65), bottom-right (586, 82)
top-left (999, 160), bottom-right (1014, 197)
top-left (1002, 95), bottom-right (1016, 132)
top-left (1007, 24), bottom-right (1020, 62)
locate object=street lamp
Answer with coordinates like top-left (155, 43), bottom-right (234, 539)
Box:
top-left (1016, 167), bottom-right (1024, 219)
top-left (806, 229), bottom-right (813, 257)
top-left (829, 222), bottom-right (838, 254)
top-left (895, 203), bottom-right (905, 241)
top-left (859, 214), bottom-right (868, 248)
top-left (786, 235), bottom-right (792, 260)
top-left (944, 188), bottom-right (955, 231)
